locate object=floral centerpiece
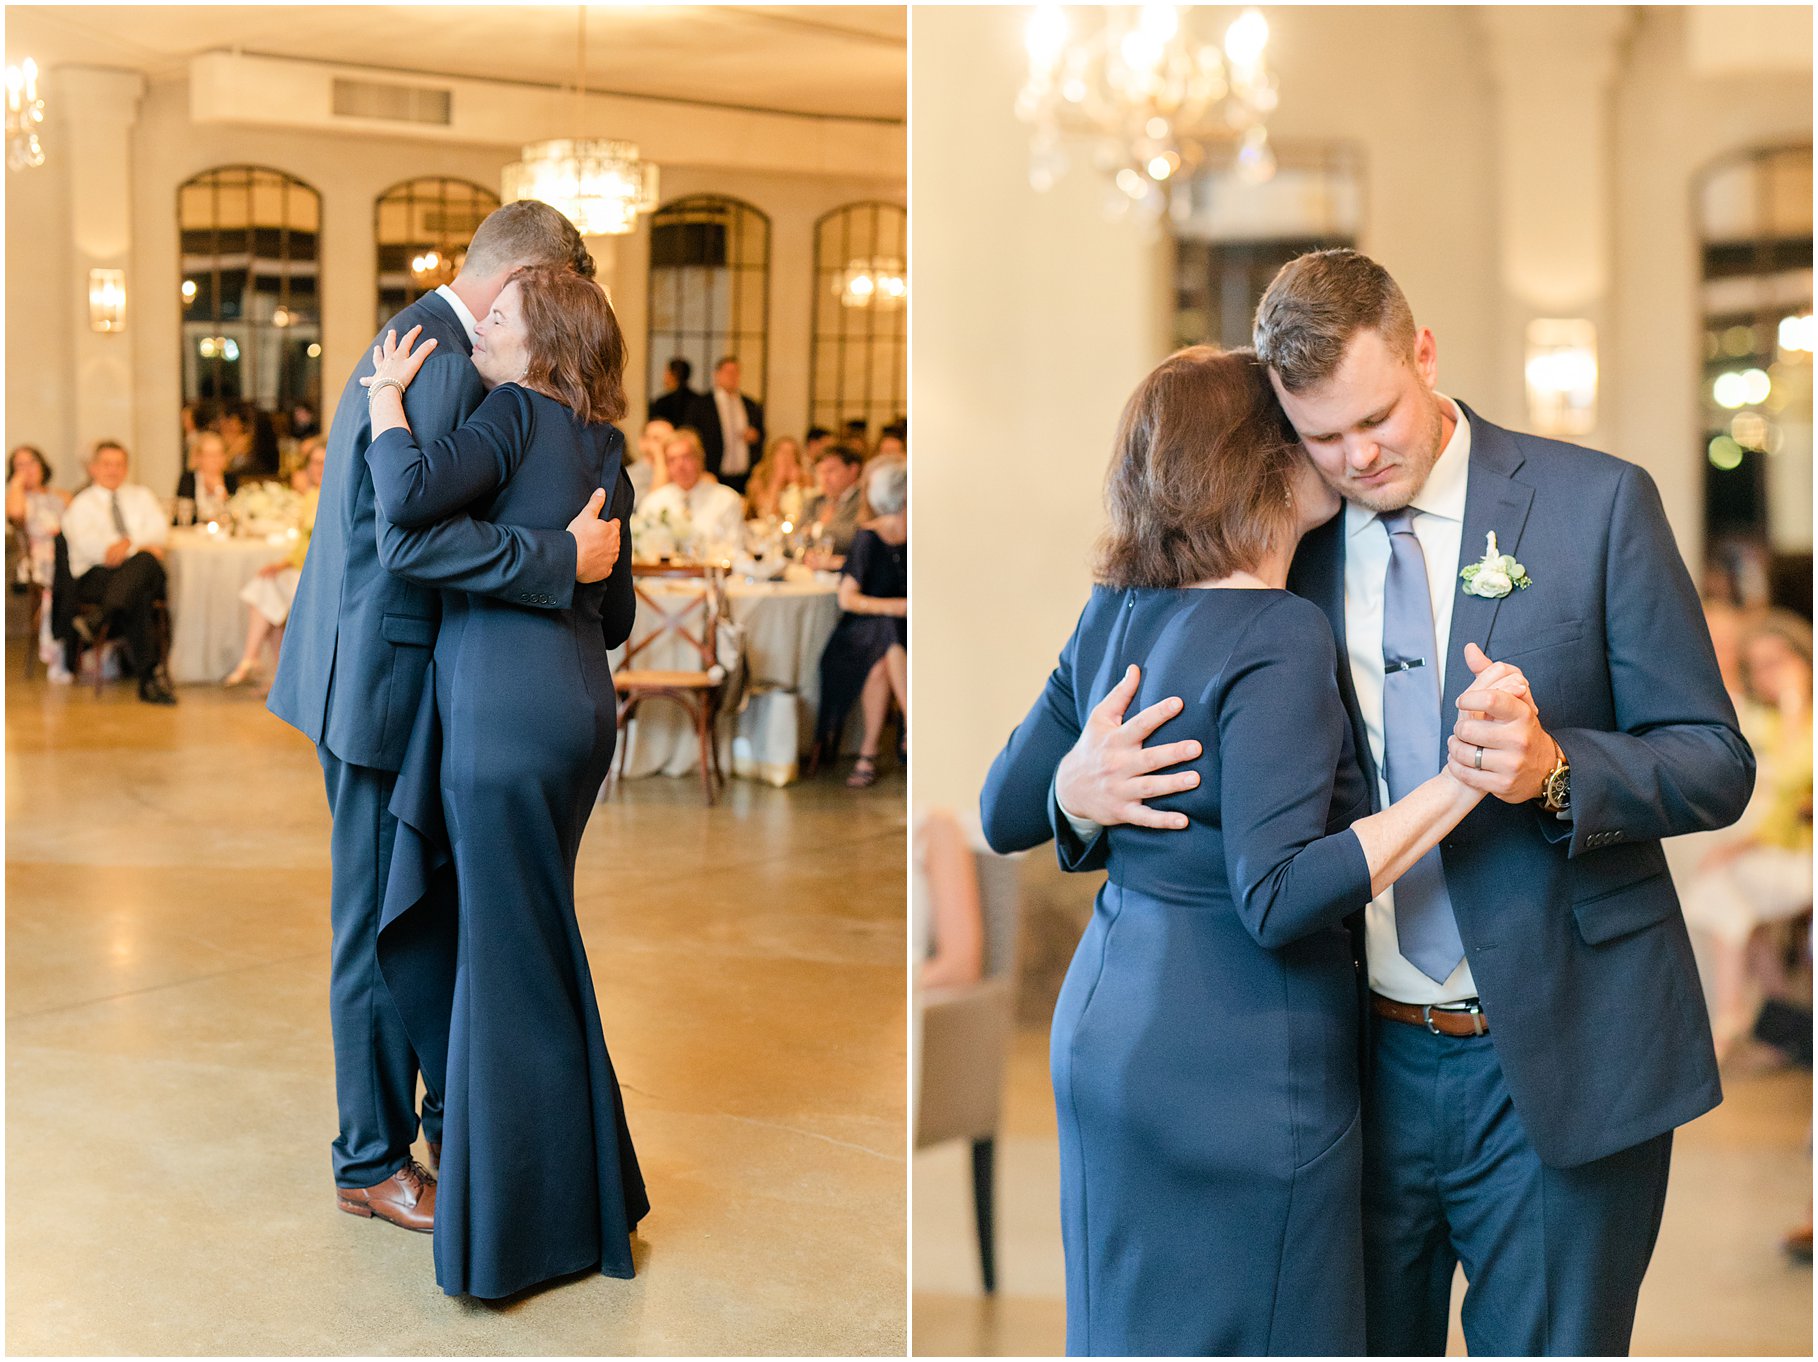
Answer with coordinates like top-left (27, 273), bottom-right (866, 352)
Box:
top-left (631, 502), bottom-right (700, 563)
top-left (227, 480), bottom-right (305, 538)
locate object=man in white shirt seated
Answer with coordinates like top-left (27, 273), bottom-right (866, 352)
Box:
top-left (642, 428), bottom-right (746, 554)
top-left (61, 440), bottom-right (175, 704)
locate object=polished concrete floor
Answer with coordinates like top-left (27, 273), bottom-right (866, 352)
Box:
top-left (915, 1027), bottom-right (1813, 1357)
top-left (6, 650), bottom-right (908, 1355)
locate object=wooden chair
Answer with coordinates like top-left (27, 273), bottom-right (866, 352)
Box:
top-left (915, 847), bottom-right (1022, 1293)
top-left (614, 563), bottom-right (729, 804)
top-left (8, 520), bottom-right (45, 679)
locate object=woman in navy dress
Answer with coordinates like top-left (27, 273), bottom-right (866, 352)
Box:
top-left (980, 348), bottom-right (1501, 1355)
top-left (360, 265), bottom-right (647, 1299)
top-left (816, 458), bottom-right (908, 786)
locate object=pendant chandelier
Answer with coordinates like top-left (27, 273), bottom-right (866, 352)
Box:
top-left (6, 57), bottom-right (45, 171)
top-left (1016, 5), bottom-right (1279, 220)
top-left (836, 257), bottom-right (908, 310)
top-left (503, 9), bottom-right (658, 236)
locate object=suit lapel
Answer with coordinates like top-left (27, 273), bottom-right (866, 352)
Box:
top-left (1290, 508), bottom-right (1380, 799)
top-left (1442, 405), bottom-right (1535, 729)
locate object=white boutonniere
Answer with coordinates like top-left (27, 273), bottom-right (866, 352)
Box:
top-left (1459, 531), bottom-right (1533, 599)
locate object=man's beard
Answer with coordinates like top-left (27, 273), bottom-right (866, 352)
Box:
top-left (1323, 399), bottom-right (1445, 513)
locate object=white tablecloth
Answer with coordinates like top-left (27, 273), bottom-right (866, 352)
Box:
top-left (608, 572), bottom-right (845, 786)
top-left (165, 527), bottom-right (297, 684)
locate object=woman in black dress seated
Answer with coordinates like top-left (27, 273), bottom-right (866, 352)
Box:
top-left (360, 264), bottom-right (647, 1299)
top-left (173, 430), bottom-right (239, 522)
top-left (980, 348), bottom-right (1516, 1355)
top-left (815, 458), bottom-right (907, 787)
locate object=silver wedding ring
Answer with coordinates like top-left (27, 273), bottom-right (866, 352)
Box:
top-left (1472, 745), bottom-right (1485, 770)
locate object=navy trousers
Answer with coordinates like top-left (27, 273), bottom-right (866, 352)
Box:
top-left (319, 748), bottom-right (442, 1187)
top-left (1362, 1019), bottom-right (1673, 1356)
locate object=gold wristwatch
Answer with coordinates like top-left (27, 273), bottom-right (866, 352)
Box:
top-left (1539, 740), bottom-right (1571, 815)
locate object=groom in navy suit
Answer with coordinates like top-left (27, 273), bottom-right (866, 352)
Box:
top-left (1052, 250), bottom-right (1753, 1354)
top-left (269, 201), bottom-right (621, 1231)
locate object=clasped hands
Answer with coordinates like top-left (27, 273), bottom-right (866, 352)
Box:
top-left (360, 325), bottom-right (620, 584)
top-left (1055, 642), bottom-right (1559, 830)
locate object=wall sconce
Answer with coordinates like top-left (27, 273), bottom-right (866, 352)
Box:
top-left (1524, 318), bottom-right (1596, 437)
top-left (88, 268), bottom-right (126, 333)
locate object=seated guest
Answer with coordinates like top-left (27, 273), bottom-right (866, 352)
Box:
top-left (915, 807), bottom-right (984, 990)
top-left (61, 440), bottom-right (175, 704)
top-left (287, 434), bottom-right (327, 494)
top-left (801, 442), bottom-right (866, 558)
top-left (803, 426), bottom-right (834, 466)
top-left (649, 355), bottom-right (697, 427)
top-left (632, 417), bottom-right (675, 502)
top-left (1682, 610), bottom-right (1813, 1058)
top-left (815, 458), bottom-right (906, 787)
top-left (225, 439), bottom-right (324, 689)
top-left (746, 436), bottom-right (810, 523)
top-left (641, 428), bottom-right (746, 553)
top-left (8, 445), bottom-right (71, 678)
top-left (175, 429), bottom-right (239, 522)
top-left (874, 428), bottom-right (907, 462)
top-left (217, 404), bottom-right (279, 477)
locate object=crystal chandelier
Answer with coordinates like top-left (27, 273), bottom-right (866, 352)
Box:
top-left (6, 57), bottom-right (45, 171)
top-left (502, 9), bottom-right (658, 236)
top-left (836, 257), bottom-right (908, 310)
top-left (1016, 5), bottom-right (1278, 220)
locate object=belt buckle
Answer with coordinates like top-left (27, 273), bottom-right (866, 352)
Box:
top-left (1422, 1001), bottom-right (1488, 1036)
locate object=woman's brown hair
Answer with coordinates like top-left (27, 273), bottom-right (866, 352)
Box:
top-left (506, 264), bottom-right (628, 424)
top-left (1096, 346), bottom-right (1302, 589)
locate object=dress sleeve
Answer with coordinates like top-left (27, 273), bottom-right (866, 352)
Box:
top-left (1219, 596), bottom-right (1373, 949)
top-left (841, 529), bottom-right (876, 587)
top-left (366, 383), bottom-right (533, 529)
top-left (980, 600), bottom-right (1090, 854)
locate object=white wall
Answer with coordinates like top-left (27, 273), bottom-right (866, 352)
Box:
top-left (912, 3), bottom-right (1811, 814)
top-left (4, 68), bottom-right (902, 495)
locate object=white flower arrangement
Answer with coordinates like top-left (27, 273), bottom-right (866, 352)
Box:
top-left (227, 481), bottom-right (304, 537)
top-left (631, 503), bottom-right (700, 563)
top-left (1460, 530), bottom-right (1533, 599)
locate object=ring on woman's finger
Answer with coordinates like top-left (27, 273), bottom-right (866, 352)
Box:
top-left (1472, 745), bottom-right (1485, 770)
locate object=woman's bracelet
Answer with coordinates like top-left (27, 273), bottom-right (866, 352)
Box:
top-left (368, 377), bottom-right (405, 405)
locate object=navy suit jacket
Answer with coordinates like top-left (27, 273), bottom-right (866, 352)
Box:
top-left (1018, 404), bottom-right (1754, 1169)
top-left (268, 292), bottom-right (578, 772)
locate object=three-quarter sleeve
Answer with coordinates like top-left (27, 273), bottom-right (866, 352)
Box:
top-left (367, 383), bottom-right (534, 529)
top-left (1219, 596), bottom-right (1373, 949)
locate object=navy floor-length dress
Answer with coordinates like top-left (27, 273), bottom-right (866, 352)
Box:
top-left (981, 587), bottom-right (1375, 1356)
top-left (367, 381), bottom-right (649, 1299)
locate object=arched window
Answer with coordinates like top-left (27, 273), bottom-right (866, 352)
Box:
top-left (178, 166), bottom-right (322, 458)
top-left (1695, 143), bottom-right (1812, 577)
top-left (810, 202), bottom-right (907, 444)
top-left (646, 195), bottom-right (770, 407)
top-left (375, 177), bottom-right (500, 328)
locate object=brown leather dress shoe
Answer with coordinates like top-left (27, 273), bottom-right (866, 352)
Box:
top-left (336, 1158), bottom-right (435, 1233)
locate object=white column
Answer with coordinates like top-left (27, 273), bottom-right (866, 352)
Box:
top-left (1479, 8), bottom-right (1636, 449)
top-left (58, 66), bottom-right (146, 461)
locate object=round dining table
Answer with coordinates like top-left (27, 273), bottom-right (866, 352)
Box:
top-left (164, 524), bottom-right (298, 685)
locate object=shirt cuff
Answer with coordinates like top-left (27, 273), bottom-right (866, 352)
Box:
top-left (1053, 777), bottom-right (1102, 842)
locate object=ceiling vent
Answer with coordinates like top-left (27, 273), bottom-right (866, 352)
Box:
top-left (331, 77), bottom-right (451, 126)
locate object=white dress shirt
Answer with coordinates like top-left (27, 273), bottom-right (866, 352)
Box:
top-left (434, 284), bottom-right (480, 347)
top-left (63, 482), bottom-right (170, 578)
top-left (1345, 395), bottom-right (1479, 1005)
top-left (642, 478), bottom-right (746, 550)
top-left (713, 387), bottom-right (751, 478)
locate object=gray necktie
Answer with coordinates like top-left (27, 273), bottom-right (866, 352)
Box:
top-left (1380, 508), bottom-right (1464, 983)
top-left (109, 491), bottom-right (128, 540)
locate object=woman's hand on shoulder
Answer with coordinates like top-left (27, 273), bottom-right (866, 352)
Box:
top-left (360, 324), bottom-right (438, 395)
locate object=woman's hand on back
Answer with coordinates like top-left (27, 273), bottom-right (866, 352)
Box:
top-left (360, 325), bottom-right (438, 395)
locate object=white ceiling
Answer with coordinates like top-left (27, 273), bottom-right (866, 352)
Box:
top-left (3, 5), bottom-right (906, 122)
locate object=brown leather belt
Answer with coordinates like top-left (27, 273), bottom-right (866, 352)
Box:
top-left (1371, 992), bottom-right (1489, 1036)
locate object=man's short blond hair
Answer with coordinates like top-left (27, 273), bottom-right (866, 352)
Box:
top-left (1252, 248), bottom-right (1417, 393)
top-left (463, 201), bottom-right (594, 279)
